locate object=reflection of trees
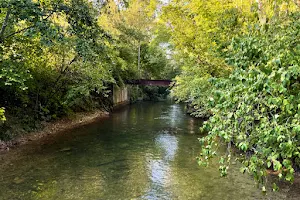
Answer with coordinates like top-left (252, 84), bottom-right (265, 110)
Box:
top-left (187, 118), bottom-right (195, 134)
top-left (0, 117), bottom-right (149, 199)
top-left (0, 102), bottom-right (185, 199)
top-left (0, 102), bottom-right (274, 200)
top-left (169, 136), bottom-right (271, 200)
top-left (1, 133), bottom-right (153, 199)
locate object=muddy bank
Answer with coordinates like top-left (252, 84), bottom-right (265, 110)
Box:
top-left (0, 110), bottom-right (109, 152)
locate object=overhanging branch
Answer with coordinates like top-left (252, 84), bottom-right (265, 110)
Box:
top-left (0, 7), bottom-right (12, 42)
top-left (1, 10), bottom-right (55, 42)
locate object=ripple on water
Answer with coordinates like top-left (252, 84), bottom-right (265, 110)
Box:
top-left (0, 102), bottom-right (299, 200)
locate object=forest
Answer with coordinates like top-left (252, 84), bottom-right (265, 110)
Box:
top-left (0, 0), bottom-right (177, 139)
top-left (1, 0), bottom-right (300, 192)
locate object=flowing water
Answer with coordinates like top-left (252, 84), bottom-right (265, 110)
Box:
top-left (0, 102), bottom-right (299, 200)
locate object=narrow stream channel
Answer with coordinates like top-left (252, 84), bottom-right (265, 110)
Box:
top-left (0, 102), bottom-right (299, 199)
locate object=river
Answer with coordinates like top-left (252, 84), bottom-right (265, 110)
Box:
top-left (0, 102), bottom-right (299, 199)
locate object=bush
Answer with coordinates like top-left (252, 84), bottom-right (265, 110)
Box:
top-left (197, 13), bottom-right (300, 189)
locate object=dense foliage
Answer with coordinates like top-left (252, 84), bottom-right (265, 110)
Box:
top-left (0, 0), bottom-right (174, 140)
top-left (1, 0), bottom-right (299, 191)
top-left (166, 0), bottom-right (300, 190)
top-left (203, 13), bottom-right (300, 189)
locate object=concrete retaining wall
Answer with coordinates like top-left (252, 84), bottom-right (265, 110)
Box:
top-left (113, 85), bottom-right (129, 107)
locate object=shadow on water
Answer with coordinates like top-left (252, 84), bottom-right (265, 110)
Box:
top-left (0, 101), bottom-right (299, 199)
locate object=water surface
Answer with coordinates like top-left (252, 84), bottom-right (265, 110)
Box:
top-left (0, 102), bottom-right (299, 199)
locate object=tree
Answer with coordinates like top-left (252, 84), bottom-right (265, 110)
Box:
top-left (0, 0), bottom-right (116, 132)
top-left (0, 0), bottom-right (172, 140)
top-left (163, 0), bottom-right (300, 191)
top-left (98, 0), bottom-right (163, 81)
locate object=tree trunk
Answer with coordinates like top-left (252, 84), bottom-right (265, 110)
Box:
top-left (138, 41), bottom-right (141, 78)
top-left (273, 0), bottom-right (279, 19)
top-left (256, 0), bottom-right (266, 24)
top-left (285, 1), bottom-right (289, 16)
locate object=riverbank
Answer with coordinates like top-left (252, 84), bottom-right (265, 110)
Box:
top-left (0, 85), bottom-right (171, 153)
top-left (0, 109), bottom-right (109, 152)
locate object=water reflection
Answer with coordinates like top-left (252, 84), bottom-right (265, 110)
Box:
top-left (169, 104), bottom-right (181, 127)
top-left (143, 134), bottom-right (178, 199)
top-left (187, 118), bottom-right (196, 134)
top-left (155, 134), bottom-right (178, 161)
top-left (0, 102), bottom-right (298, 200)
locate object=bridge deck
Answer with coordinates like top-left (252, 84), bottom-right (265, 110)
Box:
top-left (126, 79), bottom-right (173, 86)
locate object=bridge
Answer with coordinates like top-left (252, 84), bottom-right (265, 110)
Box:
top-left (113, 79), bottom-right (174, 107)
top-left (125, 79), bottom-right (173, 86)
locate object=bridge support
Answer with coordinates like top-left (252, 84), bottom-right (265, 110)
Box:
top-left (112, 85), bottom-right (129, 108)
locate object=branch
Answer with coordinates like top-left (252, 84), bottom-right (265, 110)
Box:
top-left (3, 25), bottom-right (35, 40)
top-left (2, 10), bottom-right (55, 41)
top-left (53, 55), bottom-right (79, 87)
top-left (0, 7), bottom-right (11, 42)
top-left (45, 55), bottom-right (79, 101)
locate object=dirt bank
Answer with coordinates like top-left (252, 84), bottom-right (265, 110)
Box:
top-left (0, 110), bottom-right (109, 152)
